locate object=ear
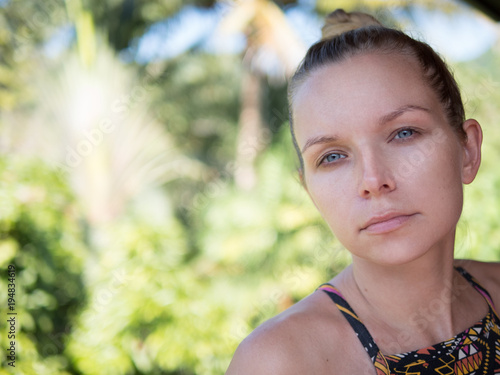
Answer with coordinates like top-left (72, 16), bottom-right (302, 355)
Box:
top-left (461, 119), bottom-right (482, 184)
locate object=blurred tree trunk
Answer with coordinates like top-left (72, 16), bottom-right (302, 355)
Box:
top-left (235, 67), bottom-right (265, 189)
top-left (217, 0), bottom-right (305, 189)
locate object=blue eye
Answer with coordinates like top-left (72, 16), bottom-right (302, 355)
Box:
top-left (395, 128), bottom-right (414, 139)
top-left (323, 153), bottom-right (346, 164)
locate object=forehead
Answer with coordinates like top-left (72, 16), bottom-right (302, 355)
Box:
top-left (292, 52), bottom-right (443, 144)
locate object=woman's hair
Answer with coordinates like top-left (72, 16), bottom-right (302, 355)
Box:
top-left (288, 9), bottom-right (466, 172)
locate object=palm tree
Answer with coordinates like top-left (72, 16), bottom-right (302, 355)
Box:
top-left (216, 0), bottom-right (306, 189)
top-left (216, 0), bottom-right (467, 189)
top-left (1, 1), bottom-right (204, 231)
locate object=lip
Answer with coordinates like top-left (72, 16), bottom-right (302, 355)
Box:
top-left (361, 212), bottom-right (416, 234)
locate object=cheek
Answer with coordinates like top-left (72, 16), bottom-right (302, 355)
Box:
top-left (425, 144), bottom-right (463, 188)
top-left (306, 172), bottom-right (354, 226)
top-left (394, 135), bottom-right (463, 186)
top-left (431, 153), bottom-right (464, 208)
top-left (398, 141), bottom-right (464, 218)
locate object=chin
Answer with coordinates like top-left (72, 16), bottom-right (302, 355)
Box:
top-left (350, 237), bottom-right (448, 268)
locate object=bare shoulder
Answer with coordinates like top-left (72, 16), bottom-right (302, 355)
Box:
top-left (225, 289), bottom-right (360, 375)
top-left (455, 259), bottom-right (500, 305)
top-left (455, 259), bottom-right (500, 284)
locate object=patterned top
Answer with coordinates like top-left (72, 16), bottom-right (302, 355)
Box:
top-left (318, 267), bottom-right (500, 374)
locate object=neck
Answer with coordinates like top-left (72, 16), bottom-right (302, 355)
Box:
top-left (335, 240), bottom-right (481, 353)
top-left (353, 249), bottom-right (455, 301)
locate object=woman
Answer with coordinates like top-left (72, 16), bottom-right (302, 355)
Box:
top-left (226, 9), bottom-right (500, 374)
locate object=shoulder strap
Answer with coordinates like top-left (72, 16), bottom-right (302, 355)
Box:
top-left (455, 266), bottom-right (497, 311)
top-left (317, 283), bottom-right (380, 359)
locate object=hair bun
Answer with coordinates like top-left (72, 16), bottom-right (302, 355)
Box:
top-left (321, 9), bottom-right (382, 41)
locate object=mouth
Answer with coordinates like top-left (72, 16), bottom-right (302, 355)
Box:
top-left (361, 213), bottom-right (417, 234)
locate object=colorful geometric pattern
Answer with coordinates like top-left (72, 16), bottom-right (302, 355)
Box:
top-left (318, 267), bottom-right (500, 374)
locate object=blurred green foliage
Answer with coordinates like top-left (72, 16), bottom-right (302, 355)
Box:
top-left (456, 47), bottom-right (500, 261)
top-left (0, 158), bottom-right (86, 374)
top-left (0, 1), bottom-right (499, 374)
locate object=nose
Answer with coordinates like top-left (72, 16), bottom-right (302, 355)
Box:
top-left (358, 149), bottom-right (396, 198)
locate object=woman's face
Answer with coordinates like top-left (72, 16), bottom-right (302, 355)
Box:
top-left (292, 52), bottom-right (481, 266)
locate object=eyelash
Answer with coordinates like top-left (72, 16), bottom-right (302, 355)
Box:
top-left (317, 127), bottom-right (419, 167)
top-left (317, 151), bottom-right (346, 167)
top-left (393, 127), bottom-right (418, 141)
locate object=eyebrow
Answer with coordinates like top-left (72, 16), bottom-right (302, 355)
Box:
top-left (301, 135), bottom-right (339, 154)
top-left (301, 104), bottom-right (430, 154)
top-left (377, 104), bottom-right (430, 126)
